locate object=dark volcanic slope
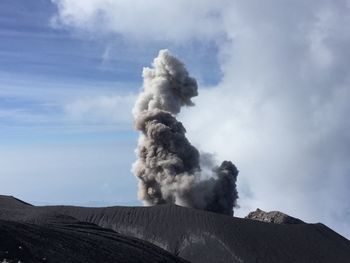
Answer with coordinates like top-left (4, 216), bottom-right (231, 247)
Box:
top-left (45, 204), bottom-right (350, 263)
top-left (0, 220), bottom-right (188, 263)
top-left (0, 197), bottom-right (187, 263)
top-left (1, 195), bottom-right (350, 263)
top-left (0, 195), bottom-right (32, 208)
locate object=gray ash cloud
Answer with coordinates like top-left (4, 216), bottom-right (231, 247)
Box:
top-left (132, 50), bottom-right (238, 215)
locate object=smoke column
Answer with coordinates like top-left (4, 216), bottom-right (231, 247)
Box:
top-left (132, 50), bottom-right (238, 215)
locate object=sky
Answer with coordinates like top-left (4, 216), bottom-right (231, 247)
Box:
top-left (1, 0), bottom-right (350, 238)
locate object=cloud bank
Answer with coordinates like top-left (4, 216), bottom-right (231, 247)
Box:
top-left (51, 0), bottom-right (226, 41)
top-left (52, 0), bottom-right (350, 237)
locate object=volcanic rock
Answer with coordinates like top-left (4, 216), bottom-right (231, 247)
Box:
top-left (245, 208), bottom-right (305, 224)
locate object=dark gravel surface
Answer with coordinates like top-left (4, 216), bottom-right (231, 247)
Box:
top-left (1, 195), bottom-right (350, 263)
top-left (0, 195), bottom-right (188, 263)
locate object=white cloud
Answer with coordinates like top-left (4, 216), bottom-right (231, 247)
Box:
top-left (52, 0), bottom-right (350, 238)
top-left (0, 72), bottom-right (138, 133)
top-left (0, 72), bottom-right (136, 102)
top-left (101, 44), bottom-right (112, 65)
top-left (51, 0), bottom-right (228, 42)
top-left (64, 94), bottom-right (136, 124)
top-left (182, 1), bottom-right (350, 238)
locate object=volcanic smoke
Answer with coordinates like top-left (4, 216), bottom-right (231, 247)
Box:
top-left (132, 50), bottom-right (238, 215)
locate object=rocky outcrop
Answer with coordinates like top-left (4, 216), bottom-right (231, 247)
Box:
top-left (245, 208), bottom-right (305, 224)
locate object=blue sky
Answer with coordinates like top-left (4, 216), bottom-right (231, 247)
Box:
top-left (0, 0), bottom-right (220, 206)
top-left (1, 0), bottom-right (350, 238)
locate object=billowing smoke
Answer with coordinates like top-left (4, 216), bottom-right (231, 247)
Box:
top-left (132, 50), bottom-right (238, 215)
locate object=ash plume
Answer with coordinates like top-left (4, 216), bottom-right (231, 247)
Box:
top-left (132, 50), bottom-right (238, 215)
